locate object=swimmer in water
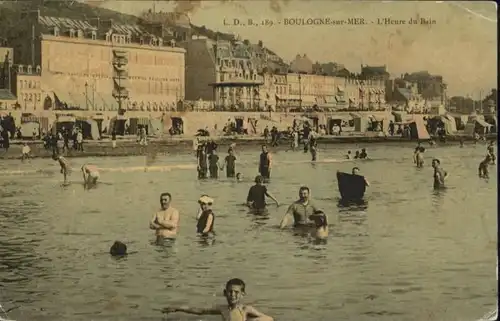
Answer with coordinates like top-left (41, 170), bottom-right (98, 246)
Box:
top-left (258, 145), bottom-right (272, 180)
top-left (414, 146), bottom-right (425, 168)
top-left (280, 186), bottom-right (318, 229)
top-left (222, 148), bottom-right (237, 178)
top-left (236, 173), bottom-right (243, 182)
top-left (53, 154), bottom-right (71, 184)
top-left (81, 163), bottom-right (100, 189)
top-left (352, 167), bottom-right (370, 187)
top-left (196, 195), bottom-right (215, 237)
top-left (432, 158), bottom-right (448, 190)
top-left (487, 146), bottom-right (496, 165)
top-left (150, 193), bottom-right (179, 244)
top-left (246, 175), bottom-right (279, 211)
top-left (162, 278), bottom-right (274, 321)
top-left (110, 241), bottom-right (127, 256)
top-left (309, 133), bottom-right (318, 161)
top-left (478, 154), bottom-right (493, 179)
top-left (345, 150), bottom-right (352, 159)
top-left (309, 210), bottom-right (328, 240)
top-left (354, 150), bottom-right (360, 159)
top-left (359, 148), bottom-right (368, 159)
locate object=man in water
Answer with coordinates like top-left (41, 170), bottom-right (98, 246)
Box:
top-left (150, 192), bottom-right (180, 244)
top-left (359, 148), bottom-right (368, 159)
top-left (223, 148), bottom-right (237, 178)
top-left (432, 158), bottom-right (448, 190)
top-left (53, 154), bottom-right (71, 184)
top-left (279, 186), bottom-right (319, 229)
top-left (478, 153), bottom-right (493, 179)
top-left (246, 175), bottom-right (279, 211)
top-left (162, 278), bottom-right (274, 321)
top-left (81, 163), bottom-right (100, 189)
top-left (197, 143), bottom-right (208, 179)
top-left (309, 132), bottom-right (318, 161)
top-left (258, 145), bottom-right (272, 180)
top-left (345, 150), bottom-right (352, 159)
top-left (352, 167), bottom-right (370, 187)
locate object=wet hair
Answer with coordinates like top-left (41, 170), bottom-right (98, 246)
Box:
top-left (225, 278), bottom-right (246, 292)
top-left (299, 186), bottom-right (310, 193)
top-left (160, 193), bottom-right (171, 205)
top-left (310, 210), bottom-right (327, 228)
top-left (110, 241), bottom-right (127, 256)
top-left (347, 150), bottom-right (351, 154)
top-left (352, 167), bottom-right (360, 172)
top-left (432, 158), bottom-right (440, 165)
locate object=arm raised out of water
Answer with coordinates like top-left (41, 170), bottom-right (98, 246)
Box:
top-left (162, 305), bottom-right (221, 315)
top-left (245, 305), bottom-right (274, 321)
top-left (279, 205), bottom-right (294, 229)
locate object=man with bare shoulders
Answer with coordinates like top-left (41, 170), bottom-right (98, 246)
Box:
top-left (53, 153), bottom-right (71, 185)
top-left (81, 163), bottom-right (100, 189)
top-left (149, 193), bottom-right (179, 244)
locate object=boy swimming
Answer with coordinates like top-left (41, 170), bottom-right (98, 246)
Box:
top-left (162, 278), bottom-right (273, 321)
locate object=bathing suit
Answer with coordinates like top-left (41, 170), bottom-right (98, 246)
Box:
top-left (196, 210), bottom-right (214, 236)
top-left (259, 152), bottom-right (271, 178)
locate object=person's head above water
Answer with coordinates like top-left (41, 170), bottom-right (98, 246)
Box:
top-left (160, 192), bottom-right (172, 210)
top-left (355, 150), bottom-right (360, 155)
top-left (254, 175), bottom-right (264, 185)
top-left (224, 278), bottom-right (246, 306)
top-left (261, 145), bottom-right (268, 153)
top-left (361, 148), bottom-right (366, 152)
top-left (298, 186), bottom-right (310, 202)
top-left (110, 241), bottom-right (127, 256)
top-left (236, 173), bottom-right (242, 180)
top-left (352, 167), bottom-right (360, 175)
top-left (198, 195), bottom-right (214, 210)
top-left (347, 150), bottom-right (351, 154)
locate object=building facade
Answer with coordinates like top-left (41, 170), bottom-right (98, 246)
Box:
top-left (11, 64), bottom-right (43, 111)
top-left (7, 11), bottom-right (185, 113)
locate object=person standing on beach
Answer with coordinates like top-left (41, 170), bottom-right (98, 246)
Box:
top-left (258, 145), bottom-right (272, 180)
top-left (150, 192), bottom-right (180, 244)
top-left (111, 130), bottom-right (117, 149)
top-left (21, 142), bottom-right (31, 161)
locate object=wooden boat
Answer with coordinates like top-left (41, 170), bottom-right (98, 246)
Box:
top-left (336, 171), bottom-right (366, 201)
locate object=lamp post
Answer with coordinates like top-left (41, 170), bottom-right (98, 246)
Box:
top-left (298, 73), bottom-right (302, 110)
top-left (85, 82), bottom-right (88, 110)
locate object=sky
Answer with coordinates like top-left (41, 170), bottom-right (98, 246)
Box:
top-left (88, 0), bottom-right (497, 99)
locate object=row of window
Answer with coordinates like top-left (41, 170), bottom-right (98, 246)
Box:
top-left (219, 72), bottom-right (258, 82)
top-left (20, 93), bottom-right (42, 102)
top-left (18, 80), bottom-right (41, 90)
top-left (129, 81), bottom-right (183, 95)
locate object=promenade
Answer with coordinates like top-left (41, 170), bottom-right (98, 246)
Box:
top-left (0, 132), bottom-right (476, 160)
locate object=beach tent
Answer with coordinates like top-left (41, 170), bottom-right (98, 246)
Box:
top-left (441, 114), bottom-right (457, 134)
top-left (149, 118), bottom-right (162, 136)
top-left (80, 119), bottom-right (100, 140)
top-left (19, 121), bottom-right (40, 138)
top-left (52, 115), bottom-right (76, 134)
top-left (108, 115), bottom-right (127, 136)
top-left (409, 118), bottom-right (431, 140)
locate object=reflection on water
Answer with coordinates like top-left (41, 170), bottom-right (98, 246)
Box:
top-left (0, 143), bottom-right (497, 321)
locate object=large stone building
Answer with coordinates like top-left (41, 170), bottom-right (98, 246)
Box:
top-left (7, 10), bottom-right (185, 112)
top-left (182, 36), bottom-right (287, 110)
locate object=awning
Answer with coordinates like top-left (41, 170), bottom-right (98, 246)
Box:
top-left (329, 115), bottom-right (347, 120)
top-left (137, 117), bottom-right (149, 125)
top-left (57, 115), bottom-right (76, 122)
top-left (369, 115), bottom-right (384, 122)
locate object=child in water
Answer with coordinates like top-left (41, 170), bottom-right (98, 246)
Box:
top-left (162, 278), bottom-right (274, 321)
top-left (236, 172), bottom-right (243, 182)
top-left (309, 210), bottom-right (328, 240)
